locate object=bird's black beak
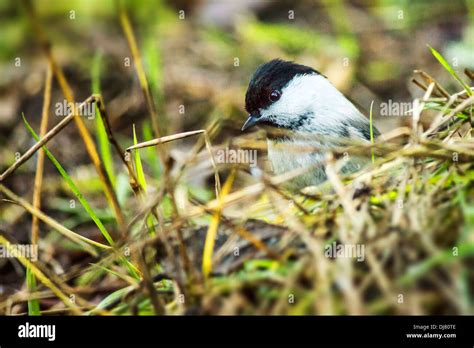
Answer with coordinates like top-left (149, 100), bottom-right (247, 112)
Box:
top-left (241, 115), bottom-right (259, 132)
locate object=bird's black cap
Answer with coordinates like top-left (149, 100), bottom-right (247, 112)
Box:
top-left (244, 59), bottom-right (319, 117)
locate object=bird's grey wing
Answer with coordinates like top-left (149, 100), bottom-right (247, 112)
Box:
top-left (342, 116), bottom-right (380, 141)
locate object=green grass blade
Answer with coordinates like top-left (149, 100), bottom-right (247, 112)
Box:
top-left (27, 267), bottom-right (41, 315)
top-left (142, 120), bottom-right (161, 178)
top-left (143, 37), bottom-right (163, 104)
top-left (428, 45), bottom-right (472, 96)
top-left (133, 124), bottom-right (156, 234)
top-left (133, 124), bottom-right (147, 192)
top-left (143, 35), bottom-right (168, 135)
top-left (92, 51), bottom-right (116, 187)
top-left (87, 285), bottom-right (134, 315)
top-left (369, 100), bottom-right (375, 164)
top-left (399, 243), bottom-right (474, 286)
top-left (22, 113), bottom-right (115, 246)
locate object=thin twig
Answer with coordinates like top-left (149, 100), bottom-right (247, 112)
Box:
top-left (413, 70), bottom-right (451, 98)
top-left (94, 94), bottom-right (141, 194)
top-left (31, 62), bottom-right (53, 246)
top-left (0, 184), bottom-right (111, 253)
top-left (117, 1), bottom-right (167, 164)
top-left (125, 130), bottom-right (206, 152)
top-left (0, 96), bottom-right (94, 182)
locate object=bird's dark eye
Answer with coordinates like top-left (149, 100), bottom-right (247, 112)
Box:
top-left (269, 90), bottom-right (281, 102)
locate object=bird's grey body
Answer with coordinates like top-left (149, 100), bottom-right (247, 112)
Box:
top-left (242, 59), bottom-right (379, 189)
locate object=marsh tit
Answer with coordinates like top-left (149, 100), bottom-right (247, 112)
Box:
top-left (241, 59), bottom-right (380, 188)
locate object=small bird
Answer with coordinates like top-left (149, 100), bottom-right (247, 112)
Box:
top-left (241, 59), bottom-right (380, 188)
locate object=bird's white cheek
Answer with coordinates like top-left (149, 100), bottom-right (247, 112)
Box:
top-left (262, 97), bottom-right (306, 120)
top-left (266, 92), bottom-right (318, 122)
